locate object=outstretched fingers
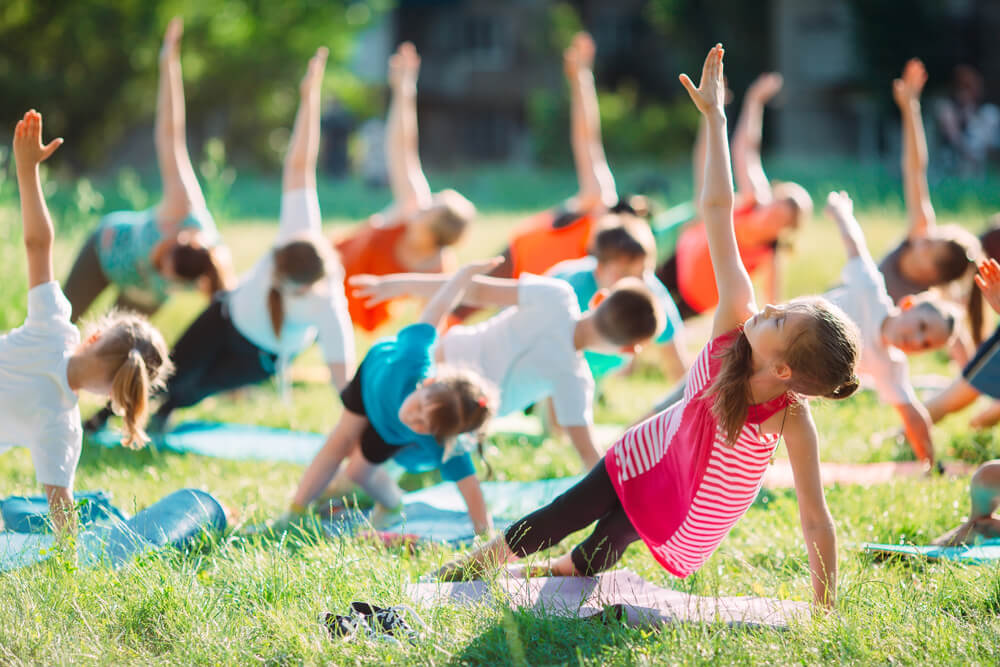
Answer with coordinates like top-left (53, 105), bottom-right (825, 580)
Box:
top-left (680, 44), bottom-right (725, 114)
top-left (13, 110), bottom-right (63, 166)
top-left (161, 16), bottom-right (183, 60)
top-left (301, 46), bottom-right (329, 95)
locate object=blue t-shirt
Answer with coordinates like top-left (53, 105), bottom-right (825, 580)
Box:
top-left (547, 256), bottom-right (683, 379)
top-left (359, 323), bottom-right (475, 482)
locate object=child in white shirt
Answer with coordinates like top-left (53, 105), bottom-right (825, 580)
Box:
top-left (824, 190), bottom-right (961, 467)
top-left (4, 111), bottom-right (172, 531)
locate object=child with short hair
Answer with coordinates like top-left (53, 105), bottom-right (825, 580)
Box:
top-left (352, 271), bottom-right (664, 471)
top-left (547, 216), bottom-right (688, 380)
top-left (288, 259), bottom-right (501, 534)
top-left (334, 42), bottom-right (474, 332)
top-left (432, 46), bottom-right (860, 610)
top-left (4, 111), bottom-right (172, 532)
top-left (824, 190), bottom-right (963, 467)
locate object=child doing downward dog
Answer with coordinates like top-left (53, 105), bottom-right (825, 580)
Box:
top-left (288, 259), bottom-right (501, 535)
top-left (4, 111), bottom-right (171, 531)
top-left (434, 46), bottom-right (861, 609)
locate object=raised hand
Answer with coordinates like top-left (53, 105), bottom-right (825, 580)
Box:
top-left (892, 58), bottom-right (927, 108)
top-left (747, 72), bottom-right (783, 104)
top-left (388, 41), bottom-right (420, 90)
top-left (680, 44), bottom-right (726, 116)
top-left (975, 258), bottom-right (1000, 315)
top-left (300, 46), bottom-right (329, 97)
top-left (824, 190), bottom-right (854, 221)
top-left (160, 16), bottom-right (183, 61)
top-left (13, 110), bottom-right (63, 168)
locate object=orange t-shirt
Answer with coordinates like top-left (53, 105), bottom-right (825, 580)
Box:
top-left (509, 210), bottom-right (595, 278)
top-left (335, 224), bottom-right (410, 332)
top-left (676, 198), bottom-right (776, 314)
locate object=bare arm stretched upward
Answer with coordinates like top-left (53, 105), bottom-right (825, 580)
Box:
top-left (155, 17), bottom-right (208, 228)
top-left (385, 42), bottom-right (432, 217)
top-left (680, 45), bottom-right (755, 337)
top-left (565, 33), bottom-right (616, 213)
top-left (13, 110), bottom-right (63, 289)
top-left (732, 72), bottom-right (782, 205)
top-left (824, 190), bottom-right (872, 262)
top-left (893, 59), bottom-right (936, 240)
top-left (283, 47), bottom-right (328, 193)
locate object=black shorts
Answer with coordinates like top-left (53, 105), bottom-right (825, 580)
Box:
top-left (340, 360), bottom-right (399, 464)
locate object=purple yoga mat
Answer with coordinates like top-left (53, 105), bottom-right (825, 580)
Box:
top-left (408, 569), bottom-right (808, 628)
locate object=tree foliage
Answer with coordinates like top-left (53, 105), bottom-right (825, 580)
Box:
top-left (0, 0), bottom-right (383, 169)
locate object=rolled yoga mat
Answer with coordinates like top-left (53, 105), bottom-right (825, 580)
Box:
top-left (0, 488), bottom-right (226, 572)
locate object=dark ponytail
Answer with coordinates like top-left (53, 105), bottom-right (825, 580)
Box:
top-left (269, 240), bottom-right (327, 337)
top-left (825, 374), bottom-right (860, 400)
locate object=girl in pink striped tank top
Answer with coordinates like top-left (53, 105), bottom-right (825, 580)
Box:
top-left (435, 46), bottom-right (861, 609)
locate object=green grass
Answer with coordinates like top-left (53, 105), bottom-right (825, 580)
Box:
top-left (1, 163), bottom-right (1000, 664)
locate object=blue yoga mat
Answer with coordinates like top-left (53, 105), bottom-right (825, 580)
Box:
top-left (1, 491), bottom-right (127, 533)
top-left (325, 476), bottom-right (582, 545)
top-left (862, 540), bottom-right (1000, 563)
top-left (0, 488), bottom-right (226, 573)
top-left (91, 422), bottom-right (326, 465)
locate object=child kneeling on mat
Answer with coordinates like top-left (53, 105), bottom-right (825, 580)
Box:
top-left (3, 111), bottom-right (172, 532)
top-left (287, 259), bottom-right (501, 535)
top-left (432, 46), bottom-right (860, 610)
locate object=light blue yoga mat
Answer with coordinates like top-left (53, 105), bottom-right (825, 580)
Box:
top-left (324, 475), bottom-right (583, 545)
top-left (91, 422), bottom-right (326, 465)
top-left (862, 540), bottom-right (1000, 563)
top-left (0, 488), bottom-right (226, 573)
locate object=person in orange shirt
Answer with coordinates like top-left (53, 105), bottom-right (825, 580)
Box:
top-left (656, 72), bottom-right (812, 318)
top-left (333, 42), bottom-right (474, 332)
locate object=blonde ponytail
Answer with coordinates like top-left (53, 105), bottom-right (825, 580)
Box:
top-left (83, 310), bottom-right (173, 449)
top-left (111, 349), bottom-right (151, 449)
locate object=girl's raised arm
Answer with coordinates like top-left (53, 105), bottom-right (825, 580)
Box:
top-left (893, 59), bottom-right (936, 240)
top-left (732, 72), bottom-right (782, 205)
top-left (13, 110), bottom-right (63, 289)
top-left (385, 43), bottom-right (432, 217)
top-left (680, 45), bottom-right (755, 336)
top-left (282, 48), bottom-right (328, 195)
top-left (566, 33), bottom-right (617, 213)
top-left (155, 17), bottom-right (208, 228)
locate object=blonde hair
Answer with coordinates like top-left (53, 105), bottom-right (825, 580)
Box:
top-left (707, 297), bottom-right (860, 445)
top-left (84, 312), bottom-right (173, 449)
top-left (426, 189), bottom-right (476, 248)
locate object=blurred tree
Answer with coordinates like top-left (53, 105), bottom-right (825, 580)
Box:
top-left (0, 0), bottom-right (385, 170)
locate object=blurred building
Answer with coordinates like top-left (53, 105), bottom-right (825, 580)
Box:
top-left (364, 0), bottom-right (1000, 167)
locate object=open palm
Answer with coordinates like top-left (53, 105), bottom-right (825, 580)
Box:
top-left (680, 44), bottom-right (726, 115)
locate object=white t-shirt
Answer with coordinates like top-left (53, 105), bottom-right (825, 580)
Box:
top-left (441, 274), bottom-right (594, 426)
top-left (227, 188), bottom-right (354, 367)
top-left (0, 282), bottom-right (82, 488)
top-left (825, 256), bottom-right (916, 405)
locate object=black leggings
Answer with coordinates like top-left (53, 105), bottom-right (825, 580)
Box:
top-left (504, 458), bottom-right (640, 576)
top-left (154, 298), bottom-right (277, 420)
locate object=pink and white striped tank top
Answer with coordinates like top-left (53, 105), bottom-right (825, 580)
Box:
top-left (605, 330), bottom-right (791, 578)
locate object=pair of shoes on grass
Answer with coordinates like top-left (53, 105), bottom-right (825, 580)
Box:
top-left (321, 602), bottom-right (429, 645)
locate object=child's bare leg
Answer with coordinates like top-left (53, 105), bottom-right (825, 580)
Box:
top-left (344, 453), bottom-right (404, 510)
top-left (970, 400), bottom-right (1000, 430)
top-left (44, 484), bottom-right (77, 535)
top-left (283, 47), bottom-right (327, 194)
top-left (933, 460), bottom-right (1000, 545)
top-left (155, 17), bottom-right (207, 225)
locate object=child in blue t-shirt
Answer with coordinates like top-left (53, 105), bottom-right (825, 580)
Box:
top-left (547, 217), bottom-right (687, 380)
top-left (288, 258), bottom-right (501, 534)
